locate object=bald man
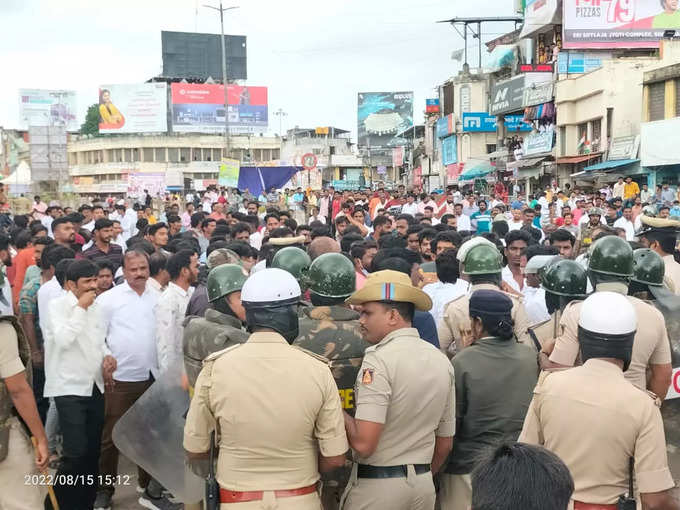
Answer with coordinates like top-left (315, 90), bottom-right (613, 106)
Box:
top-left (308, 236), bottom-right (341, 260)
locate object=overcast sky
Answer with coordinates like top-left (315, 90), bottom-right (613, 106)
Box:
top-left (0, 0), bottom-right (518, 142)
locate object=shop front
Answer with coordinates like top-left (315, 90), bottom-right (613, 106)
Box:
top-left (641, 118), bottom-right (680, 190)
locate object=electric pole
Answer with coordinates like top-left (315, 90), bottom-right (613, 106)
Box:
top-left (273, 108), bottom-right (288, 136)
top-left (204, 2), bottom-right (239, 159)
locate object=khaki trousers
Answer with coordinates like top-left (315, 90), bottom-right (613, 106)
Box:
top-left (0, 417), bottom-right (46, 510)
top-left (341, 464), bottom-right (435, 510)
top-left (219, 491), bottom-right (322, 509)
top-left (438, 473), bottom-right (471, 510)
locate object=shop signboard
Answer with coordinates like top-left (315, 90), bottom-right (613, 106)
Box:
top-left (436, 114), bottom-right (454, 138)
top-left (523, 82), bottom-right (554, 107)
top-left (523, 127), bottom-right (555, 156)
top-left (441, 135), bottom-right (458, 166)
top-left (462, 113), bottom-right (531, 133)
top-left (608, 135), bottom-right (640, 160)
top-left (557, 51), bottom-right (611, 74)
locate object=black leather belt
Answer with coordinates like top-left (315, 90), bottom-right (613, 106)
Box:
top-left (357, 464), bottom-right (431, 479)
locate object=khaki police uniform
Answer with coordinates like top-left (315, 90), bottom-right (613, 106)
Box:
top-left (520, 359), bottom-right (674, 505)
top-left (438, 283), bottom-right (532, 357)
top-left (0, 320), bottom-right (46, 509)
top-left (549, 293), bottom-right (671, 392)
top-left (663, 254), bottom-right (680, 295)
top-left (184, 331), bottom-right (348, 510)
top-left (527, 315), bottom-right (559, 352)
top-left (340, 328), bottom-right (455, 510)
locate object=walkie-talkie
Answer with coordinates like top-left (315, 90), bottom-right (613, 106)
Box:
top-left (617, 457), bottom-right (636, 510)
top-left (205, 431), bottom-right (220, 510)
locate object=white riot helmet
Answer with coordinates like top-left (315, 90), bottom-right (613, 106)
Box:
top-left (578, 292), bottom-right (637, 371)
top-left (241, 268), bottom-right (301, 343)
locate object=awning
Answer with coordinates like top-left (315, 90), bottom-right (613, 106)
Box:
top-left (486, 148), bottom-right (509, 160)
top-left (459, 162), bottom-right (495, 180)
top-left (519, 0), bottom-right (561, 39)
top-left (506, 157), bottom-right (546, 169)
top-left (583, 159), bottom-right (640, 172)
top-left (556, 152), bottom-right (603, 164)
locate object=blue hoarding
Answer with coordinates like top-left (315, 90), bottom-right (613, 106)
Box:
top-left (462, 112), bottom-right (531, 133)
top-left (441, 135), bottom-right (457, 166)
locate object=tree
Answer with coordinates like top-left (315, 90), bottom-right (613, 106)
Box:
top-left (80, 104), bottom-right (100, 136)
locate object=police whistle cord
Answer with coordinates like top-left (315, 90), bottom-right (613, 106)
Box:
top-left (31, 436), bottom-right (59, 510)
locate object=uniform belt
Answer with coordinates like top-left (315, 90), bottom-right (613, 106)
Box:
top-left (573, 502), bottom-right (618, 510)
top-left (219, 483), bottom-right (317, 503)
top-left (357, 463), bottom-right (430, 478)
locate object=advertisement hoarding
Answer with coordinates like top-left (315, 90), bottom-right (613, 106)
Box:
top-left (19, 89), bottom-right (78, 132)
top-left (28, 126), bottom-right (68, 182)
top-left (437, 114), bottom-right (455, 138)
top-left (462, 113), bottom-right (532, 133)
top-left (490, 73), bottom-right (553, 115)
top-left (171, 83), bottom-right (268, 133)
top-left (441, 135), bottom-right (457, 166)
top-left (563, 0), bottom-right (680, 49)
top-left (426, 98), bottom-right (440, 113)
top-left (98, 84), bottom-right (168, 134)
top-left (218, 159), bottom-right (240, 187)
top-left (357, 92), bottom-right (414, 147)
top-left (128, 173), bottom-right (166, 198)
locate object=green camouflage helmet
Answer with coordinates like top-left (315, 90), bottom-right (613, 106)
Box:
top-left (588, 235), bottom-right (634, 277)
top-left (307, 252), bottom-right (356, 299)
top-left (632, 248), bottom-right (665, 287)
top-left (207, 264), bottom-right (248, 302)
top-left (462, 244), bottom-right (502, 275)
top-left (271, 247), bottom-right (312, 285)
top-left (541, 259), bottom-right (587, 297)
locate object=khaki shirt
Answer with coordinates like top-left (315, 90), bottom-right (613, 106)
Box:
top-left (353, 327), bottom-right (455, 466)
top-left (520, 359), bottom-right (674, 504)
top-left (663, 254), bottom-right (680, 296)
top-left (438, 283), bottom-right (532, 357)
top-left (527, 315), bottom-right (559, 352)
top-left (549, 293), bottom-right (671, 392)
top-left (183, 331), bottom-right (348, 491)
top-left (0, 322), bottom-right (24, 379)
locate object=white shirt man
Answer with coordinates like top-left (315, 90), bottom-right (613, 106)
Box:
top-left (37, 276), bottom-right (66, 338)
top-left (502, 265), bottom-right (525, 294)
top-left (455, 211), bottom-right (472, 231)
top-left (612, 180), bottom-right (625, 199)
top-left (613, 215), bottom-right (635, 241)
top-left (401, 201), bottom-right (419, 216)
top-left (424, 279), bottom-right (470, 326)
top-left (96, 281), bottom-right (159, 381)
top-left (43, 292), bottom-right (110, 398)
top-left (156, 282), bottom-right (194, 372)
top-left (523, 286), bottom-right (550, 326)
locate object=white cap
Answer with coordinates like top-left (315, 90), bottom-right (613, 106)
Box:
top-left (578, 292), bottom-right (636, 335)
top-left (457, 236), bottom-right (496, 262)
top-left (241, 268), bottom-right (301, 303)
top-left (524, 255), bottom-right (558, 275)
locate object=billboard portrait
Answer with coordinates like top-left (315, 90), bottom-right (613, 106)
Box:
top-left (171, 83), bottom-right (268, 133)
top-left (99, 83), bottom-right (168, 134)
top-left (563, 0), bottom-right (680, 49)
top-left (19, 89), bottom-right (78, 132)
top-left (357, 92), bottom-right (413, 147)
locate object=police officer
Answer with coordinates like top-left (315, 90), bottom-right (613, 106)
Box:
top-left (578, 207), bottom-right (604, 255)
top-left (638, 216), bottom-right (680, 295)
top-left (439, 240), bottom-right (532, 356)
top-left (294, 252), bottom-right (368, 510)
top-left (183, 264), bottom-right (249, 386)
top-left (271, 246), bottom-right (312, 290)
top-left (629, 248), bottom-right (666, 301)
top-left (184, 268), bottom-right (348, 509)
top-left (0, 316), bottom-right (48, 508)
top-left (341, 270), bottom-right (454, 510)
top-left (527, 259), bottom-right (588, 351)
top-left (520, 292), bottom-right (678, 509)
top-left (542, 236), bottom-right (672, 400)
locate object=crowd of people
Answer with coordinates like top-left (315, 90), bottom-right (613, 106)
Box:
top-left (1, 178), bottom-right (680, 510)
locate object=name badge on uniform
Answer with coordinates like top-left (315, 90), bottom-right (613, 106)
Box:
top-left (362, 369), bottom-right (374, 385)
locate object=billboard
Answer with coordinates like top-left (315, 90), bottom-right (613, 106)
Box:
top-left (128, 173), bottom-right (166, 198)
top-left (462, 113), bottom-right (532, 133)
top-left (161, 31), bottom-right (247, 81)
top-left (98, 84), bottom-right (168, 134)
top-left (441, 135), bottom-right (457, 166)
top-left (357, 92), bottom-right (413, 147)
top-left (171, 83), bottom-right (268, 133)
top-left (563, 0), bottom-right (680, 49)
top-left (28, 126), bottom-right (68, 182)
top-left (19, 89), bottom-right (78, 132)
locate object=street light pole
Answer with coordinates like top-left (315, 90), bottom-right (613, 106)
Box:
top-left (273, 108), bottom-right (288, 136)
top-left (204, 2), bottom-right (239, 159)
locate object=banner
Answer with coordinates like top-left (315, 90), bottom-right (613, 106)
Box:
top-left (99, 84), bottom-right (167, 134)
top-left (392, 147), bottom-right (404, 167)
top-left (437, 114), bottom-right (455, 138)
top-left (563, 0), bottom-right (680, 49)
top-left (171, 83), bottom-right (268, 133)
top-left (128, 173), bottom-right (166, 198)
top-left (557, 51), bottom-right (611, 73)
top-left (441, 135), bottom-right (458, 166)
top-left (357, 92), bottom-right (413, 147)
top-left (19, 89), bottom-right (78, 132)
top-left (524, 127), bottom-right (555, 156)
top-left (218, 158), bottom-right (240, 187)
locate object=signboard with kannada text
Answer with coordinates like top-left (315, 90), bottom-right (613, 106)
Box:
top-left (523, 82), bottom-right (554, 107)
top-left (523, 127), bottom-right (555, 156)
top-left (462, 113), bottom-right (532, 133)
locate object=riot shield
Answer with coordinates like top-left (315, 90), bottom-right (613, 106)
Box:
top-left (112, 364), bottom-right (203, 504)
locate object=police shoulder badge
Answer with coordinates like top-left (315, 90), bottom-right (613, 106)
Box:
top-left (362, 368), bottom-right (374, 385)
